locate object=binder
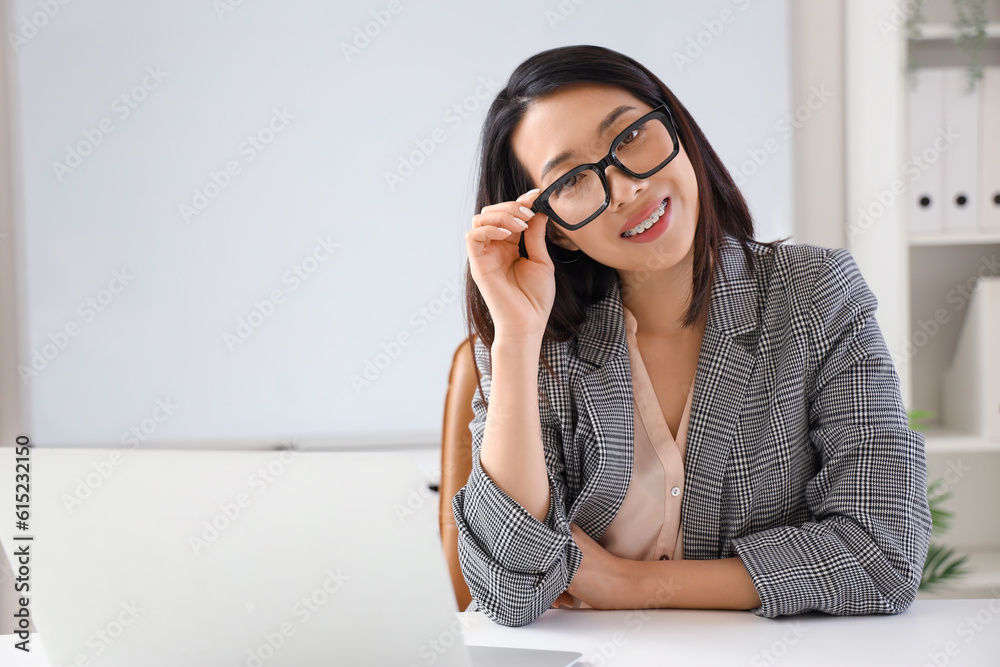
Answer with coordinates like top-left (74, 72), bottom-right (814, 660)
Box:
top-left (906, 68), bottom-right (945, 234)
top-left (942, 67), bottom-right (980, 233)
top-left (980, 66), bottom-right (1000, 232)
top-left (943, 277), bottom-right (1000, 439)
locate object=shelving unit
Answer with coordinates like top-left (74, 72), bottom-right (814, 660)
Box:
top-left (904, 15), bottom-right (1000, 599)
top-left (914, 22), bottom-right (1000, 40)
top-left (910, 230), bottom-right (1000, 245)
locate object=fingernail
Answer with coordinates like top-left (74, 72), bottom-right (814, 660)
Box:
top-left (498, 227), bottom-right (512, 235)
top-left (519, 206), bottom-right (534, 220)
top-left (518, 188), bottom-right (540, 201)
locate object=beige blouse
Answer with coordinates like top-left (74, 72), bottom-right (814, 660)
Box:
top-left (566, 304), bottom-right (694, 609)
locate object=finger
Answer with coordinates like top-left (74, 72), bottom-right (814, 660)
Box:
top-left (521, 210), bottom-right (550, 264)
top-left (471, 211), bottom-right (530, 237)
top-left (552, 591), bottom-right (574, 609)
top-left (507, 189), bottom-right (553, 263)
top-left (478, 188), bottom-right (542, 221)
top-left (478, 188), bottom-right (540, 215)
top-left (465, 225), bottom-right (513, 255)
top-left (515, 188), bottom-right (541, 205)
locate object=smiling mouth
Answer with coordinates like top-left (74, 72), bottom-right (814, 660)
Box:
top-left (621, 197), bottom-right (669, 238)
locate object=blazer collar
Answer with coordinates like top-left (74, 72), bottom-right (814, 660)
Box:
top-left (572, 233), bottom-right (761, 372)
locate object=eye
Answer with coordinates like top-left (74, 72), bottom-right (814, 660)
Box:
top-left (618, 125), bottom-right (646, 149)
top-left (552, 172), bottom-right (584, 196)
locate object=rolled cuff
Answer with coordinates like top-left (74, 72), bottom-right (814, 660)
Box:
top-left (455, 447), bottom-right (571, 574)
top-left (730, 520), bottom-right (920, 618)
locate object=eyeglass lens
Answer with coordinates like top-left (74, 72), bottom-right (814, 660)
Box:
top-left (547, 116), bottom-right (674, 227)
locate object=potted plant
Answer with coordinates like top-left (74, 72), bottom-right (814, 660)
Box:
top-left (908, 409), bottom-right (973, 592)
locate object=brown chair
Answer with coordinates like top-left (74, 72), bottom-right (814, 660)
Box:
top-left (439, 333), bottom-right (479, 611)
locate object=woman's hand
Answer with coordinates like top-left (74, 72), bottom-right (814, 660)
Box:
top-left (551, 591), bottom-right (575, 609)
top-left (465, 189), bottom-right (554, 340)
top-left (566, 523), bottom-right (632, 610)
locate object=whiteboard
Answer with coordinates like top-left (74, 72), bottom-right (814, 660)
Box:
top-left (5, 0), bottom-right (791, 448)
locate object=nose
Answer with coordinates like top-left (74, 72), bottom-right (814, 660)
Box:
top-left (604, 163), bottom-right (645, 211)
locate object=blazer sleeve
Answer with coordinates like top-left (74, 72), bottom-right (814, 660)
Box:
top-left (730, 247), bottom-right (933, 617)
top-left (451, 336), bottom-right (583, 627)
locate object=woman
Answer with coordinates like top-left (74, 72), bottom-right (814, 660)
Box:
top-left (452, 44), bottom-right (931, 628)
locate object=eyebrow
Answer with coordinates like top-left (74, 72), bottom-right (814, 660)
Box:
top-left (539, 105), bottom-right (637, 181)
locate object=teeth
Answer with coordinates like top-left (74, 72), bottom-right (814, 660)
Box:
top-left (623, 200), bottom-right (667, 237)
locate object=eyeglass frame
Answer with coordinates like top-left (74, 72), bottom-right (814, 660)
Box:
top-left (528, 103), bottom-right (681, 232)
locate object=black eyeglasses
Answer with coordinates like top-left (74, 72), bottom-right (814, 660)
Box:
top-left (529, 103), bottom-right (680, 232)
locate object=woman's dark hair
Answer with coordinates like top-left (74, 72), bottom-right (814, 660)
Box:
top-left (462, 45), bottom-right (789, 400)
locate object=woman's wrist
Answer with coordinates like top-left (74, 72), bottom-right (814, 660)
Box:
top-left (615, 557), bottom-right (647, 608)
top-left (491, 334), bottom-right (544, 367)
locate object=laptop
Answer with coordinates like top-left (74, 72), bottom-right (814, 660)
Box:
top-left (1, 446), bottom-right (581, 666)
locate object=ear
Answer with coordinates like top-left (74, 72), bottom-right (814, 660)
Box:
top-left (547, 224), bottom-right (581, 252)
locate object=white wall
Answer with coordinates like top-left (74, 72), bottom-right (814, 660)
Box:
top-left (3, 0), bottom-right (791, 448)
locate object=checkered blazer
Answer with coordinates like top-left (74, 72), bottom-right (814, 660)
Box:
top-left (452, 233), bottom-right (932, 627)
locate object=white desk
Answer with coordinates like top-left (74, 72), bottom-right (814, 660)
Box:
top-left (4, 601), bottom-right (999, 667)
top-left (461, 600), bottom-right (1000, 666)
top-left (1, 448), bottom-right (998, 666)
top-left (1, 634), bottom-right (52, 667)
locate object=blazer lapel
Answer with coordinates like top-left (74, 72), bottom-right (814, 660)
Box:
top-left (571, 344), bottom-right (633, 539)
top-left (682, 235), bottom-right (762, 559)
top-left (557, 273), bottom-right (633, 539)
top-left (682, 316), bottom-right (758, 559)
top-left (566, 233), bottom-right (762, 557)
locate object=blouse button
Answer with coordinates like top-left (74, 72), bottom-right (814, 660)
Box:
top-left (670, 486), bottom-right (681, 497)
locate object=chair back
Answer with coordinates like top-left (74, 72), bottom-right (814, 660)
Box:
top-left (438, 334), bottom-right (478, 611)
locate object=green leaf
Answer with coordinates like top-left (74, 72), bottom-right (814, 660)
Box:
top-left (920, 475), bottom-right (972, 591)
top-left (907, 409), bottom-right (935, 431)
top-left (921, 542), bottom-right (973, 591)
